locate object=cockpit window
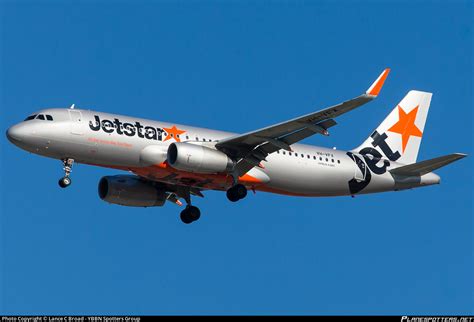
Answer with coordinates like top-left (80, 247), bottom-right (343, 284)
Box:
top-left (25, 114), bottom-right (54, 121)
top-left (24, 114), bottom-right (37, 121)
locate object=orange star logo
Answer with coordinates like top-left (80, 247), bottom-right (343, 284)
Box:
top-left (387, 105), bottom-right (423, 153)
top-left (163, 125), bottom-right (186, 142)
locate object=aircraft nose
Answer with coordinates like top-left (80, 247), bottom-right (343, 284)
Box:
top-left (6, 123), bottom-right (29, 144)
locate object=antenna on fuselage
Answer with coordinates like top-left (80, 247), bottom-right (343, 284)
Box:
top-left (69, 104), bottom-right (75, 109)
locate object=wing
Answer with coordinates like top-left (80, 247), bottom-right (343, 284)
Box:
top-left (216, 68), bottom-right (391, 176)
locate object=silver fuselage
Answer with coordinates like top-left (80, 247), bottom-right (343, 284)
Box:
top-left (6, 108), bottom-right (440, 196)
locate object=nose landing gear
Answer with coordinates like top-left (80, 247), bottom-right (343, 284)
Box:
top-left (58, 158), bottom-right (74, 188)
top-left (59, 176), bottom-right (72, 188)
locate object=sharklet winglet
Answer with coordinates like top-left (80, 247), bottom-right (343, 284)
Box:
top-left (366, 68), bottom-right (390, 97)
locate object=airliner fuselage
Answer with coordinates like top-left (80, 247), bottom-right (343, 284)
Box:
top-left (6, 69), bottom-right (465, 224)
top-left (6, 108), bottom-right (440, 197)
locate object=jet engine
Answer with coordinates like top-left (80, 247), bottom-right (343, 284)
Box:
top-left (167, 142), bottom-right (234, 173)
top-left (98, 175), bottom-right (167, 207)
top-left (139, 145), bottom-right (168, 166)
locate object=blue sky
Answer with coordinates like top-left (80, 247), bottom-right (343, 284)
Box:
top-left (1, 0), bottom-right (472, 315)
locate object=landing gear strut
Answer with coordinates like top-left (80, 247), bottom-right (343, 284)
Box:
top-left (179, 188), bottom-right (201, 224)
top-left (58, 158), bottom-right (74, 188)
top-left (226, 184), bottom-right (247, 202)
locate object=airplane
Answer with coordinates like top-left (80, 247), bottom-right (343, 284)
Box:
top-left (6, 69), bottom-right (467, 224)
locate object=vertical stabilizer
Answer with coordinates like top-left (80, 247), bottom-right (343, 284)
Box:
top-left (354, 90), bottom-right (432, 164)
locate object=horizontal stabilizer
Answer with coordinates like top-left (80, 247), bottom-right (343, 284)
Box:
top-left (389, 153), bottom-right (467, 176)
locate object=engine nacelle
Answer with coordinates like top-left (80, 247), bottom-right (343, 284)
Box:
top-left (139, 145), bottom-right (168, 166)
top-left (167, 142), bottom-right (234, 174)
top-left (98, 175), bottom-right (167, 207)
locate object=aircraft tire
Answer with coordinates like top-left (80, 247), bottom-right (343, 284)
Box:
top-left (226, 188), bottom-right (240, 202)
top-left (188, 206), bottom-right (201, 222)
top-left (235, 184), bottom-right (247, 199)
top-left (180, 210), bottom-right (193, 224)
top-left (58, 177), bottom-right (71, 188)
top-left (226, 184), bottom-right (247, 202)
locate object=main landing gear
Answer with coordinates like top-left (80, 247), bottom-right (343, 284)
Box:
top-left (178, 183), bottom-right (247, 224)
top-left (180, 206), bottom-right (201, 224)
top-left (179, 189), bottom-right (201, 224)
top-left (58, 158), bottom-right (74, 188)
top-left (226, 184), bottom-right (248, 202)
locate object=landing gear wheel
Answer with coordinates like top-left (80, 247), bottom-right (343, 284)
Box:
top-left (188, 206), bottom-right (201, 221)
top-left (180, 211), bottom-right (193, 224)
top-left (58, 177), bottom-right (71, 188)
top-left (59, 158), bottom-right (74, 189)
top-left (226, 189), bottom-right (240, 202)
top-left (226, 184), bottom-right (247, 202)
top-left (235, 184), bottom-right (248, 199)
top-left (180, 206), bottom-right (201, 224)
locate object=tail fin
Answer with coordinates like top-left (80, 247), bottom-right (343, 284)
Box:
top-left (354, 90), bottom-right (432, 164)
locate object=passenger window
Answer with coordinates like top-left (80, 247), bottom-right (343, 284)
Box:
top-left (337, 160), bottom-right (341, 164)
top-left (326, 158), bottom-right (328, 162)
top-left (319, 157), bottom-right (322, 161)
top-left (282, 151), bottom-right (286, 155)
top-left (301, 154), bottom-right (304, 158)
top-left (37, 114), bottom-right (45, 120)
top-left (196, 137), bottom-right (199, 141)
top-left (313, 156), bottom-right (316, 160)
top-left (332, 159), bottom-right (334, 163)
top-left (186, 135), bottom-right (189, 140)
top-left (295, 153), bottom-right (298, 157)
top-left (24, 115), bottom-right (37, 121)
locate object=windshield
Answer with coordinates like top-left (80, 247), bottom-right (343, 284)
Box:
top-left (24, 115), bottom-right (37, 121)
